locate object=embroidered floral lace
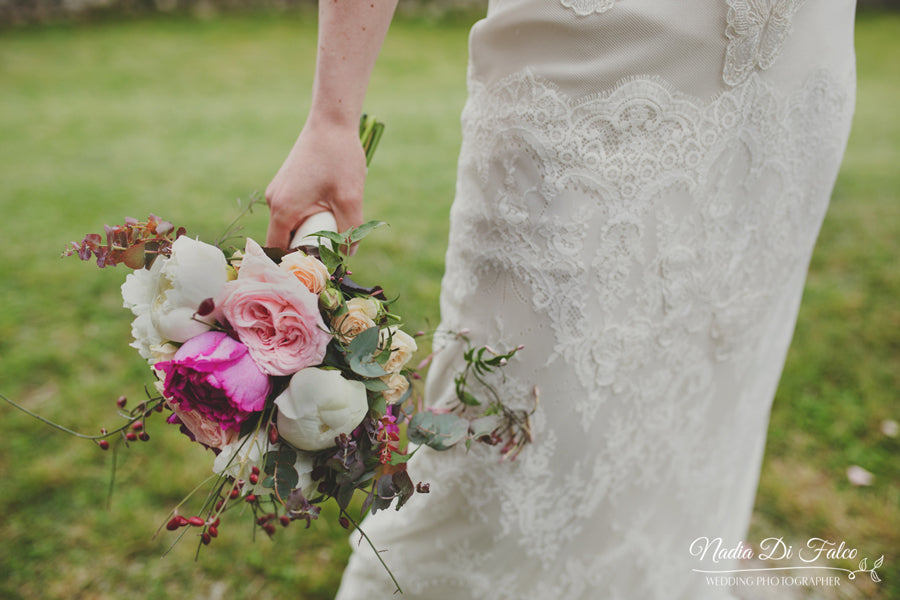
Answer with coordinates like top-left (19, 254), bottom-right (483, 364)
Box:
top-left (337, 2), bottom-right (856, 599)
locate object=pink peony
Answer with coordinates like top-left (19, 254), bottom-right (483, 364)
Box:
top-left (216, 239), bottom-right (331, 376)
top-left (154, 331), bottom-right (270, 431)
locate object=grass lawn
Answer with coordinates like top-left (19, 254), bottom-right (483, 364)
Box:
top-left (1, 9), bottom-right (897, 600)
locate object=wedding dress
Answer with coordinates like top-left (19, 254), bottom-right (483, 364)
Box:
top-left (336, 2), bottom-right (856, 598)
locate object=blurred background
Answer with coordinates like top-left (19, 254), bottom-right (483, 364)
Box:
top-left (0, 2), bottom-right (897, 599)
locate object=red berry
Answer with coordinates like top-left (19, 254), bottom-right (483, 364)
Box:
top-left (208, 526), bottom-right (218, 538)
top-left (176, 516), bottom-right (189, 527)
top-left (339, 516), bottom-right (350, 530)
top-left (262, 523), bottom-right (276, 535)
top-left (215, 500), bottom-right (224, 512)
top-left (251, 466), bottom-right (260, 476)
top-left (268, 426), bottom-right (279, 445)
top-left (229, 487), bottom-right (240, 499)
top-left (131, 421), bottom-right (144, 431)
top-left (280, 515), bottom-right (290, 527)
top-left (202, 533), bottom-right (211, 545)
top-left (139, 432), bottom-right (150, 442)
top-left (187, 516), bottom-right (205, 527)
top-left (245, 494), bottom-right (257, 503)
top-left (100, 427), bottom-right (108, 435)
top-left (166, 517), bottom-right (181, 531)
top-left (210, 517), bottom-right (220, 528)
top-left (249, 473), bottom-right (259, 484)
top-left (116, 396), bottom-right (127, 408)
top-left (125, 432), bottom-right (138, 442)
top-left (98, 440), bottom-right (110, 450)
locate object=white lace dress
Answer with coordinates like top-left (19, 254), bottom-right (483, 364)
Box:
top-left (336, 2), bottom-right (856, 598)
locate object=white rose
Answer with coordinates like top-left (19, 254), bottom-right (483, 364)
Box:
top-left (379, 327), bottom-right (418, 373)
top-left (275, 368), bottom-right (368, 451)
top-left (121, 236), bottom-right (228, 358)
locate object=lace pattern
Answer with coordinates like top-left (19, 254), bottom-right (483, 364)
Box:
top-left (724, 0), bottom-right (808, 86)
top-left (337, 64), bottom-right (855, 600)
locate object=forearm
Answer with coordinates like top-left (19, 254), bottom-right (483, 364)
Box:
top-left (308, 0), bottom-right (398, 129)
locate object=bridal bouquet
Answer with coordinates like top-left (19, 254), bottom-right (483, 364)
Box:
top-left (3, 118), bottom-right (535, 592)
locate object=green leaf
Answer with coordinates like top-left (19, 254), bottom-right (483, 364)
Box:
top-left (369, 394), bottom-right (387, 415)
top-left (347, 327), bottom-right (389, 377)
top-left (310, 230), bottom-right (345, 246)
top-left (347, 326), bottom-right (380, 356)
top-left (458, 390), bottom-right (481, 406)
top-left (318, 244), bottom-right (343, 272)
top-left (407, 411), bottom-right (469, 451)
top-left (389, 452), bottom-right (413, 466)
top-left (264, 447), bottom-right (298, 503)
top-left (362, 378), bottom-right (390, 392)
top-left (348, 220), bottom-right (387, 244)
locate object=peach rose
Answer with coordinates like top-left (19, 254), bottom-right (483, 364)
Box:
top-left (332, 297), bottom-right (380, 344)
top-left (380, 372), bottom-right (410, 405)
top-left (279, 250), bottom-right (330, 295)
top-left (216, 239), bottom-right (331, 376)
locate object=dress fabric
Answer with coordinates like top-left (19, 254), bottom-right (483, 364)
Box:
top-left (337, 2), bottom-right (856, 599)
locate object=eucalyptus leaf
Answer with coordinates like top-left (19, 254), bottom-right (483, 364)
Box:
top-left (407, 411), bottom-right (469, 451)
top-left (363, 378), bottom-right (390, 392)
top-left (347, 326), bottom-right (380, 356)
top-left (350, 353), bottom-right (390, 378)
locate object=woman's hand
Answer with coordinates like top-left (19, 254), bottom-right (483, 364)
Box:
top-left (264, 0), bottom-right (397, 250)
top-left (265, 120), bottom-right (367, 250)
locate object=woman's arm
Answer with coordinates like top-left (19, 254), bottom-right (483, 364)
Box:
top-left (265, 0), bottom-right (398, 249)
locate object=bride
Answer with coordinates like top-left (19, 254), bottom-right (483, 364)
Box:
top-left (265, 1), bottom-right (857, 598)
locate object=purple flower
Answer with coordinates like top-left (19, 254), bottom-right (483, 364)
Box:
top-left (154, 331), bottom-right (270, 431)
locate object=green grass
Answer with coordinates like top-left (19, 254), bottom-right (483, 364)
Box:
top-left (1, 10), bottom-right (898, 600)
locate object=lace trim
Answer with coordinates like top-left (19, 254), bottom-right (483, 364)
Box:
top-left (723, 0), bottom-right (808, 86)
top-left (560, 0), bottom-right (619, 16)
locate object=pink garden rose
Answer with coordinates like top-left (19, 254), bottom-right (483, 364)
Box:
top-left (154, 331), bottom-right (270, 432)
top-left (216, 239), bottom-right (331, 376)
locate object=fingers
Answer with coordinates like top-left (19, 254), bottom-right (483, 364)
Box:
top-left (265, 209), bottom-right (292, 250)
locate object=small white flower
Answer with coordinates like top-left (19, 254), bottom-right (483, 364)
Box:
top-left (881, 419), bottom-right (899, 438)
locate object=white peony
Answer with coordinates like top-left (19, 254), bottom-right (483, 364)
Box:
top-left (121, 236), bottom-right (228, 362)
top-left (275, 368), bottom-right (368, 451)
